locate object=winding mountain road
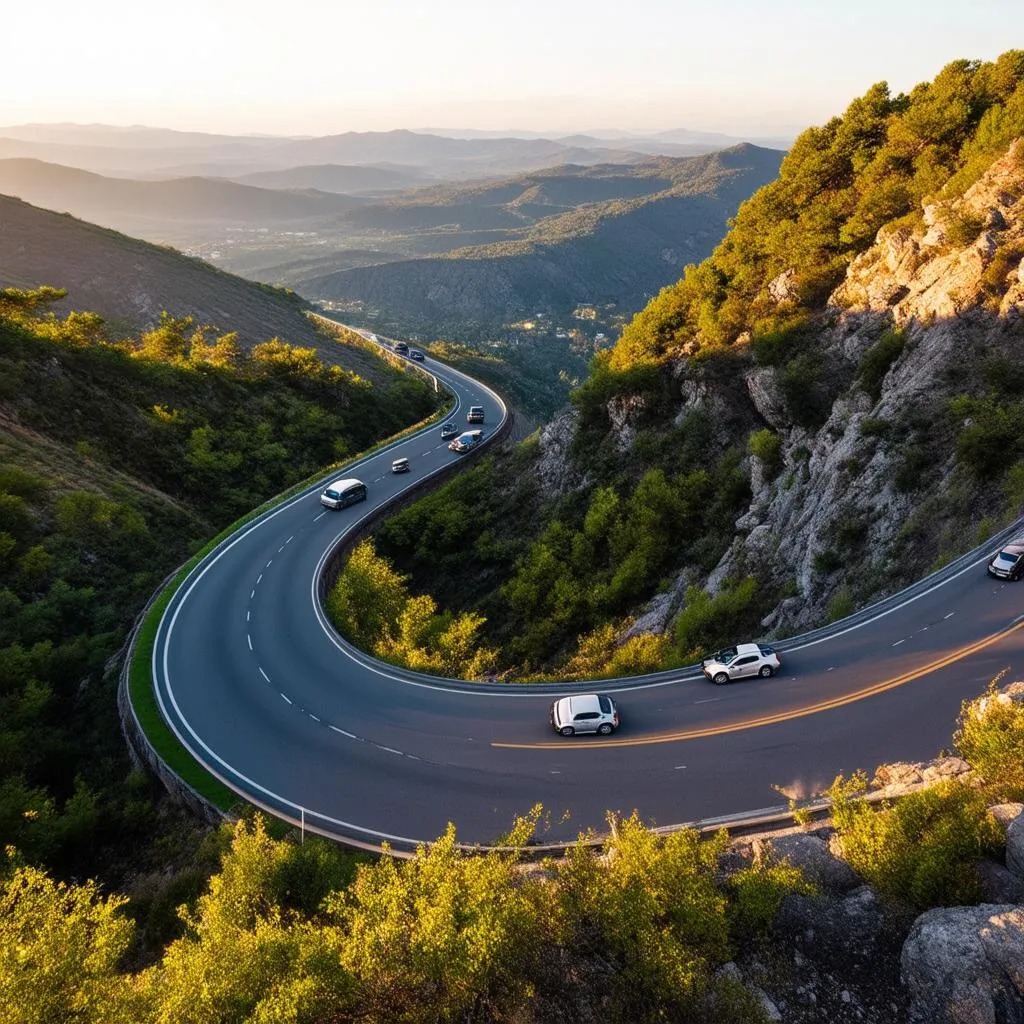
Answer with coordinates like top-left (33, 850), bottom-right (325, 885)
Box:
top-left (150, 333), bottom-right (1024, 852)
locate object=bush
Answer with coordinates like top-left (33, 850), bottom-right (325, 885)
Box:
top-left (747, 429), bottom-right (783, 477)
top-left (827, 776), bottom-right (1002, 910)
top-left (857, 329), bottom-right (907, 401)
top-left (827, 588), bottom-right (854, 622)
top-left (727, 861), bottom-right (814, 940)
top-left (674, 578), bottom-right (760, 659)
top-left (946, 211), bottom-right (986, 246)
top-left (955, 683), bottom-right (1024, 798)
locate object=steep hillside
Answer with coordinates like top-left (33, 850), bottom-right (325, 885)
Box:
top-left (297, 145), bottom-right (784, 334)
top-left (0, 287), bottom-right (440, 879)
top-left (367, 52), bottom-right (1024, 677)
top-left (0, 195), bottom-right (395, 382)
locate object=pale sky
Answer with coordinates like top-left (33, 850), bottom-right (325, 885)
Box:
top-left (2, 0), bottom-right (1019, 137)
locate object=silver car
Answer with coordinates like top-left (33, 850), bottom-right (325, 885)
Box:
top-left (702, 643), bottom-right (781, 685)
top-left (550, 694), bottom-right (619, 736)
top-left (440, 421), bottom-right (460, 439)
top-left (987, 540), bottom-right (1024, 580)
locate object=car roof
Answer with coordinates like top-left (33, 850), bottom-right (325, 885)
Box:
top-left (735, 643), bottom-right (762, 655)
top-left (326, 477), bottom-right (364, 489)
top-left (1000, 542), bottom-right (1024, 555)
top-left (556, 694), bottom-right (603, 715)
top-left (392, 457), bottom-right (408, 463)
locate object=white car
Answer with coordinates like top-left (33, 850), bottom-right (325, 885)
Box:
top-left (391, 457), bottom-right (410, 474)
top-left (449, 430), bottom-right (483, 453)
top-left (550, 694), bottom-right (619, 736)
top-left (702, 643), bottom-right (781, 685)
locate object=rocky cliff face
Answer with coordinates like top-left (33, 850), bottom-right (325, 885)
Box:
top-left (592, 139), bottom-right (1024, 636)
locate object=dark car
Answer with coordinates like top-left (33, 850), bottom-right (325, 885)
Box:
top-left (440, 421), bottom-right (460, 439)
top-left (394, 342), bottom-right (409, 355)
top-left (988, 540), bottom-right (1024, 580)
top-left (409, 349), bottom-right (425, 362)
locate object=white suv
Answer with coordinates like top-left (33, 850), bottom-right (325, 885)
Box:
top-left (550, 694), bottom-right (619, 736)
top-left (702, 643), bottom-right (781, 685)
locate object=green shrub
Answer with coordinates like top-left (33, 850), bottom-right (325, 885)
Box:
top-left (955, 683), bottom-right (1024, 799)
top-left (813, 549), bottom-right (842, 575)
top-left (674, 577), bottom-right (760, 659)
top-left (748, 428), bottom-right (783, 477)
top-left (827, 588), bottom-right (854, 622)
top-left (946, 211), bottom-right (985, 246)
top-left (828, 776), bottom-right (1002, 910)
top-left (860, 416), bottom-right (891, 438)
top-left (727, 861), bottom-right (814, 940)
top-left (857, 329), bottom-right (907, 401)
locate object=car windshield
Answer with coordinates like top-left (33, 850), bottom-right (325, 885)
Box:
top-left (325, 489), bottom-right (341, 499)
top-left (998, 552), bottom-right (1021, 564)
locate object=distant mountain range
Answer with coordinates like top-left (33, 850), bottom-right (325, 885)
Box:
top-left (296, 145), bottom-right (785, 334)
top-left (0, 122), bottom-right (793, 180)
top-left (0, 195), bottom-right (390, 382)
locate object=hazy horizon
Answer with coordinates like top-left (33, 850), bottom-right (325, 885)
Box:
top-left (3, 0), bottom-right (1017, 139)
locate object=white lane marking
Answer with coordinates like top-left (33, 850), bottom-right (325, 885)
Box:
top-left (373, 477), bottom-right (383, 482)
top-left (246, 610), bottom-right (250, 622)
top-left (379, 746), bottom-right (403, 756)
top-left (285, 535), bottom-right (293, 545)
top-left (266, 559), bottom-right (273, 568)
top-left (674, 765), bottom-right (687, 770)
top-left (329, 725), bottom-right (357, 739)
top-left (280, 693), bottom-right (292, 705)
top-left (314, 511), bottom-right (327, 522)
top-left (250, 589), bottom-right (255, 599)
top-left (259, 667), bottom-right (271, 683)
top-left (247, 634), bottom-right (253, 651)
top-left (892, 639), bottom-right (905, 646)
top-left (694, 697), bottom-right (718, 704)
top-left (309, 714), bottom-right (320, 722)
top-left (550, 770), bottom-right (560, 774)
top-left (944, 612), bottom-right (955, 619)
top-left (256, 573), bottom-right (263, 585)
top-left (421, 451), bottom-right (431, 457)
top-left (278, 544), bottom-right (285, 553)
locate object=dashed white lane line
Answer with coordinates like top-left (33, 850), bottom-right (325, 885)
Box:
top-left (280, 693), bottom-right (292, 705)
top-left (694, 697), bottom-right (718, 704)
top-left (329, 725), bottom-right (357, 739)
top-left (892, 639), bottom-right (905, 646)
top-left (309, 714), bottom-right (320, 723)
top-left (944, 612), bottom-right (956, 619)
top-left (674, 765), bottom-right (687, 770)
top-left (247, 634), bottom-right (253, 650)
top-left (379, 746), bottom-right (403, 756)
top-left (265, 559), bottom-right (273, 568)
top-left (259, 667), bottom-right (271, 683)
top-left (550, 770), bottom-right (561, 774)
top-left (313, 511), bottom-right (327, 522)
top-left (246, 610), bottom-right (250, 622)
top-left (250, 589), bottom-right (255, 600)
top-left (286, 535), bottom-right (293, 545)
top-left (256, 573), bottom-right (263, 585)
top-left (421, 451), bottom-right (431, 457)
top-left (373, 476), bottom-right (383, 482)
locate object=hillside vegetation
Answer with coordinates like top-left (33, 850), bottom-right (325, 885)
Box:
top-left (351, 51), bottom-right (1024, 678)
top-left (0, 195), bottom-right (398, 383)
top-left (0, 287), bottom-right (438, 880)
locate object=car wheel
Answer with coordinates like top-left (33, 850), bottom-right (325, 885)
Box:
top-left (759, 665), bottom-right (774, 678)
top-left (713, 672), bottom-right (729, 685)
top-left (560, 726), bottom-right (575, 737)
top-left (597, 723), bottom-right (614, 736)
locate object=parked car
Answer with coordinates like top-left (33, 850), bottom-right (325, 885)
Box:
top-left (409, 349), bottom-right (425, 361)
top-left (550, 694), bottom-right (619, 736)
top-left (987, 540), bottom-right (1024, 580)
top-left (702, 643), bottom-right (781, 684)
top-left (467, 406), bottom-right (485, 423)
top-left (320, 478), bottom-right (367, 510)
top-left (440, 421), bottom-right (460, 439)
top-left (391, 457), bottom-right (410, 473)
top-left (449, 430), bottom-right (483, 453)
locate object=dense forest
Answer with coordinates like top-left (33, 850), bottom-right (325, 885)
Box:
top-left (337, 51), bottom-right (1024, 679)
top-left (0, 286), bottom-right (439, 882)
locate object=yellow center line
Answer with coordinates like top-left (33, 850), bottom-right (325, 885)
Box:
top-left (491, 619), bottom-right (1024, 750)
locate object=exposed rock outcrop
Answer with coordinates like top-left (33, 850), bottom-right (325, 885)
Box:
top-left (901, 905), bottom-right (1024, 1024)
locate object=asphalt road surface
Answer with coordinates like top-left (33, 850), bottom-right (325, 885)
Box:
top-left (151, 330), bottom-right (1024, 851)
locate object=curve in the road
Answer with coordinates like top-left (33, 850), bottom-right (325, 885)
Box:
top-left (148, 328), bottom-right (1024, 852)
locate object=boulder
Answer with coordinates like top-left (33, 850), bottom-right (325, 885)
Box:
top-left (974, 859), bottom-right (1024, 904)
top-left (902, 905), bottom-right (1024, 1024)
top-left (761, 833), bottom-right (860, 894)
top-left (744, 365), bottom-right (790, 430)
top-left (988, 803), bottom-right (1024, 838)
top-left (775, 885), bottom-right (887, 965)
top-left (1007, 814), bottom-right (1024, 879)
